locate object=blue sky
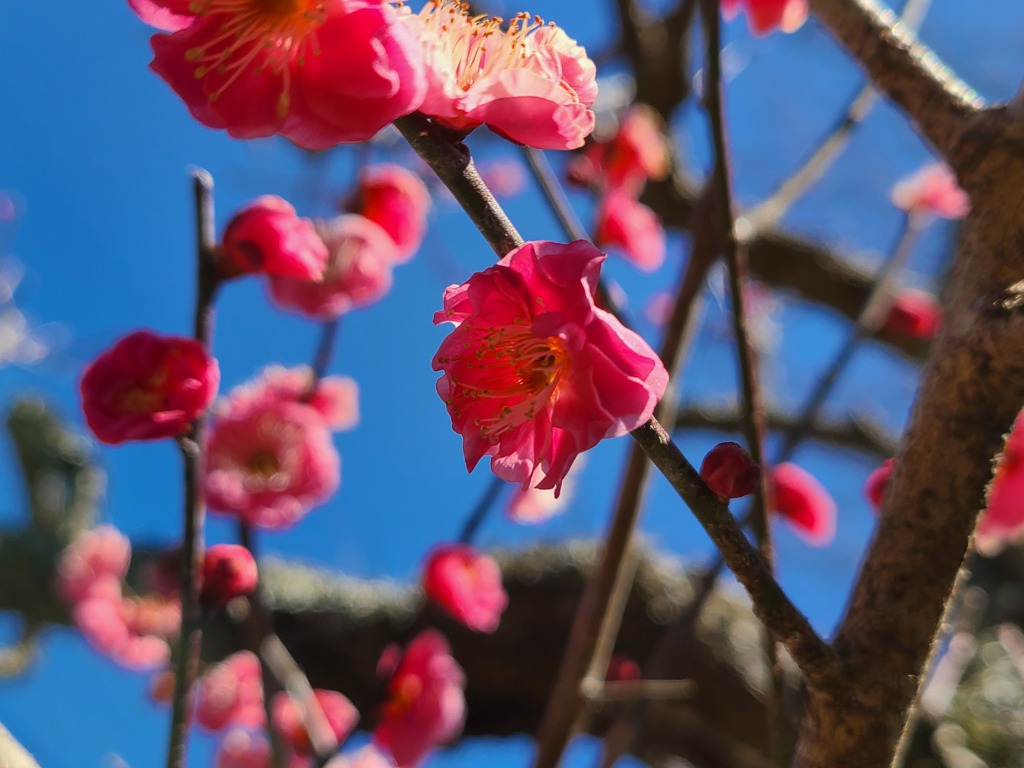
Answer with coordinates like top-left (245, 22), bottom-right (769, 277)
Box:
top-left (1, 1), bottom-right (1023, 766)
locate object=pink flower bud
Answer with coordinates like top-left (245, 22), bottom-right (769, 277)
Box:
top-left (422, 544), bottom-right (508, 633)
top-left (864, 459), bottom-right (894, 513)
top-left (80, 330), bottom-right (219, 444)
top-left (347, 165), bottom-right (430, 263)
top-left (883, 289), bottom-right (942, 340)
top-left (700, 442), bottom-right (760, 500)
top-left (220, 196), bottom-right (328, 281)
top-left (271, 689), bottom-right (358, 756)
top-left (770, 463), bottom-right (837, 546)
top-left (201, 544), bottom-right (258, 608)
top-left (722, 0), bottom-right (808, 36)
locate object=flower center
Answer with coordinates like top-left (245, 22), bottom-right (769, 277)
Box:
top-left (416, 1), bottom-right (547, 93)
top-left (441, 323), bottom-right (567, 441)
top-left (185, 0), bottom-right (327, 115)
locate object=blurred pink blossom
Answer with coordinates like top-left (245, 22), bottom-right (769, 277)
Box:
top-left (201, 544), bottom-right (259, 608)
top-left (226, 365), bottom-right (359, 433)
top-left (374, 630), bottom-right (466, 768)
top-left (215, 728), bottom-right (272, 768)
top-left (594, 189), bottom-right (666, 272)
top-left (195, 651), bottom-right (266, 733)
top-left (864, 458), bottom-right (894, 514)
top-left (56, 525), bottom-right (132, 604)
top-left (347, 164), bottom-right (431, 262)
top-left (269, 215), bottom-right (397, 320)
top-left (977, 415), bottom-right (1024, 554)
top-left (271, 689), bottom-right (358, 756)
top-left (422, 544), bottom-right (508, 633)
top-left (219, 196), bottom-right (328, 281)
top-left (721, 0), bottom-right (808, 35)
top-left (770, 463), bottom-right (836, 546)
top-left (891, 163), bottom-right (970, 219)
top-left (883, 289), bottom-right (942, 340)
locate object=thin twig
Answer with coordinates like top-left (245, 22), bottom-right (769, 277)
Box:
top-left (165, 169), bottom-right (220, 768)
top-left (458, 475), bottom-right (507, 545)
top-left (580, 677), bottom-right (698, 702)
top-left (305, 318), bottom-right (341, 399)
top-left (743, 0), bottom-right (932, 235)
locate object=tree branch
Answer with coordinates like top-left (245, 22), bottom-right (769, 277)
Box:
top-left (805, 0), bottom-right (981, 165)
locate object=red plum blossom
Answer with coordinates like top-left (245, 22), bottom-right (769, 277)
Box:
top-left (770, 463), bottom-right (836, 545)
top-left (269, 215), bottom-right (398, 320)
top-left (864, 458), bottom-right (894, 513)
top-left (977, 414), bottom-right (1024, 554)
top-left (594, 189), bottom-right (666, 272)
top-left (80, 329), bottom-right (219, 444)
top-left (721, 0), bottom-right (808, 35)
top-left (220, 196), bottom-right (328, 280)
top-left (132, 0), bottom-right (427, 149)
top-left (883, 289), bottom-right (942, 340)
top-left (373, 630), bottom-right (466, 768)
top-left (402, 2), bottom-right (597, 149)
top-left (346, 164), bottom-right (431, 262)
top-left (432, 240), bottom-right (668, 494)
top-left (422, 544), bottom-right (508, 633)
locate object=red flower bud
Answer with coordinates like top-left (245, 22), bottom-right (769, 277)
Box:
top-left (201, 544), bottom-right (258, 608)
top-left (864, 459), bottom-right (894, 514)
top-left (700, 442), bottom-right (760, 500)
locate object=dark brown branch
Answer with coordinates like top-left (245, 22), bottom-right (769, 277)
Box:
top-left (674, 404), bottom-right (899, 459)
top-left (805, 0), bottom-right (981, 166)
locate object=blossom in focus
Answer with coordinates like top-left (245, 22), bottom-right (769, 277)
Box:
top-left (891, 163), bottom-right (970, 219)
top-left (205, 393), bottom-right (340, 530)
top-left (271, 689), bottom-right (359, 755)
top-left (269, 215), bottom-right (398, 320)
top-left (346, 164), bottom-right (431, 263)
top-left (882, 289), bottom-right (942, 340)
top-left (977, 415), bottom-right (1024, 554)
top-left (219, 196), bottom-right (328, 281)
top-left (403, 2), bottom-right (597, 149)
top-left (227, 365), bottom-right (360, 433)
top-left (56, 525), bottom-right (132, 604)
top-left (201, 544), bottom-right (259, 608)
top-left (594, 189), bottom-right (666, 272)
top-left (215, 728), bottom-right (272, 768)
top-left (770, 463), bottom-right (836, 545)
top-left (195, 651), bottom-right (266, 733)
top-left (373, 629), bottom-right (466, 768)
top-left (433, 240), bottom-right (668, 494)
top-left (864, 458), bottom-right (894, 513)
top-left (700, 442), bottom-right (760, 501)
top-left (422, 544), bottom-right (508, 633)
top-left (132, 0), bottom-right (426, 149)
top-left (721, 0), bottom-right (808, 35)
top-left (80, 330), bottom-right (219, 444)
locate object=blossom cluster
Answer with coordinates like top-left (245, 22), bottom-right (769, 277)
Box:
top-left (130, 0), bottom-right (598, 151)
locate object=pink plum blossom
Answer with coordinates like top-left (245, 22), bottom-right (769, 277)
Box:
top-left (215, 728), bottom-right (272, 768)
top-left (72, 594), bottom-right (178, 671)
top-left (132, 0), bottom-right (427, 149)
top-left (568, 105), bottom-right (670, 195)
top-left (220, 196), bottom-right (328, 281)
top-left (201, 544), bottom-right (259, 608)
top-left (721, 0), bottom-right (808, 35)
top-left (700, 442), bottom-right (760, 501)
top-left (227, 365), bottom-right (360, 433)
top-left (205, 395), bottom-right (340, 530)
top-left (347, 165), bottom-right (431, 262)
top-left (80, 329), bottom-right (219, 444)
top-left (506, 484), bottom-right (569, 524)
top-left (433, 240), bottom-right (668, 494)
top-left (271, 689), bottom-right (359, 755)
top-left (325, 747), bottom-right (396, 768)
top-left (403, 2), bottom-right (596, 150)
top-left (977, 415), bottom-right (1024, 554)
top-left (56, 525), bottom-right (132, 604)
top-left (594, 189), bottom-right (666, 272)
top-left (196, 651), bottom-right (266, 733)
top-left (269, 215), bottom-right (398, 320)
top-left (864, 458), bottom-right (894, 514)
top-left (373, 630), bottom-right (466, 768)
top-left (770, 463), bottom-right (836, 546)
top-left (891, 163), bottom-right (970, 219)
top-left (883, 289), bottom-right (942, 340)
top-left (422, 544), bottom-right (508, 633)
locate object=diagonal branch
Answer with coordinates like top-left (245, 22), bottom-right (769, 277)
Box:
top-left (806, 0), bottom-right (982, 165)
